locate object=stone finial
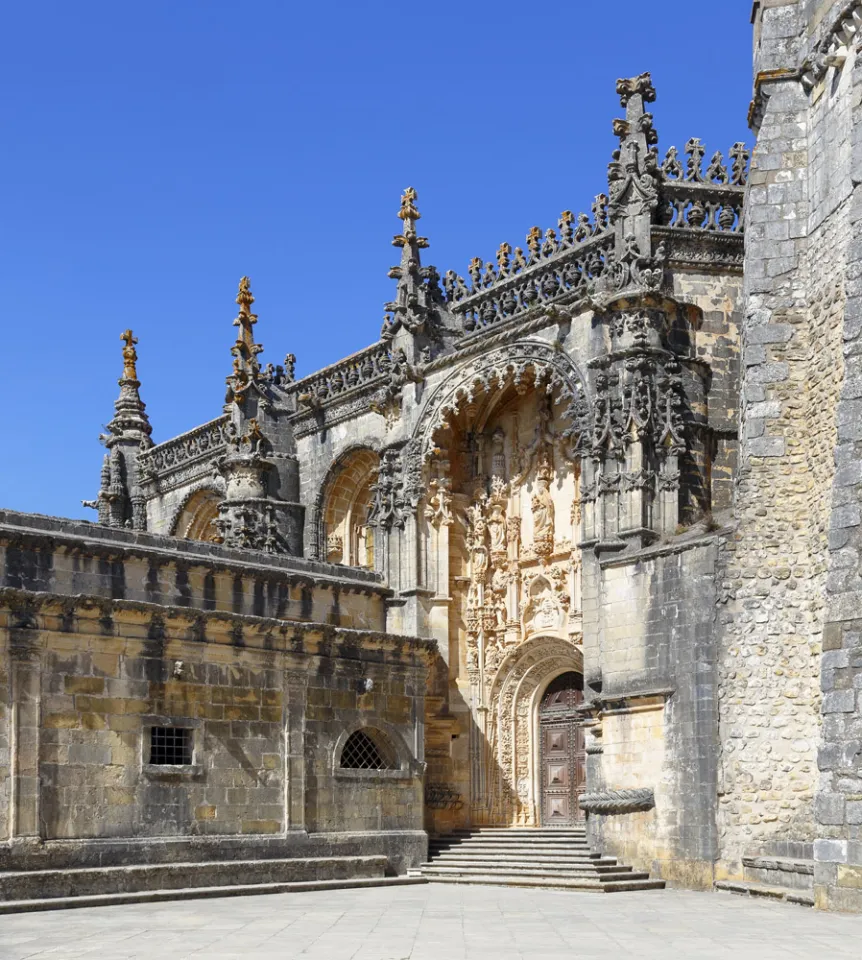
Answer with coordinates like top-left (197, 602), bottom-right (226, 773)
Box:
top-left (88, 327), bottom-right (153, 529)
top-left (392, 186), bottom-right (429, 252)
top-left (398, 186), bottom-right (421, 223)
top-left (226, 276), bottom-right (265, 406)
top-left (120, 329), bottom-right (139, 381)
top-left (385, 186), bottom-right (439, 346)
top-left (607, 75), bottom-right (661, 228)
top-left (616, 72), bottom-right (656, 108)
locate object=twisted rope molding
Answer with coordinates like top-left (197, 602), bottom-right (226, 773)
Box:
top-left (579, 788), bottom-right (655, 815)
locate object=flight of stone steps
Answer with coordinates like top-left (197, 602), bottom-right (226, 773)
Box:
top-left (412, 826), bottom-right (665, 892)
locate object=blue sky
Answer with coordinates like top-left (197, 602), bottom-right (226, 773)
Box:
top-left (1, 1), bottom-right (754, 520)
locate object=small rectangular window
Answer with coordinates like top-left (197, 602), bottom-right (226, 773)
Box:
top-left (149, 726), bottom-right (193, 766)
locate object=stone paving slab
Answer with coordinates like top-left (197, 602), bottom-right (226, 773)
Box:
top-left (0, 883), bottom-right (861, 959)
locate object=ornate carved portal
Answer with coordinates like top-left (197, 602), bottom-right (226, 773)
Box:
top-left (419, 357), bottom-right (586, 828)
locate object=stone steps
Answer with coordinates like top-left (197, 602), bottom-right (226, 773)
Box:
top-left (714, 856), bottom-right (815, 908)
top-left (430, 846), bottom-right (594, 858)
top-left (413, 872), bottom-right (665, 893)
top-left (714, 879), bottom-right (814, 907)
top-left (421, 829), bottom-right (664, 893)
top-left (425, 854), bottom-right (619, 867)
top-left (0, 855), bottom-right (395, 909)
top-left (0, 875), bottom-right (427, 915)
top-left (421, 864), bottom-right (643, 881)
top-left (430, 840), bottom-right (593, 852)
top-left (447, 828), bottom-right (588, 837)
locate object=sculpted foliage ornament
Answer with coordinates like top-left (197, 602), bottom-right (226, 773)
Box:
top-left (424, 477), bottom-right (453, 527)
top-left (366, 441), bottom-right (424, 532)
top-left (369, 347), bottom-right (422, 428)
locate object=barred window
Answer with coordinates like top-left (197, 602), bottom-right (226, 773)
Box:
top-left (339, 730), bottom-right (395, 770)
top-left (149, 726), bottom-right (193, 766)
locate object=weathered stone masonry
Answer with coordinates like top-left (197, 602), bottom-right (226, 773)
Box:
top-left (5, 2), bottom-right (862, 913)
top-left (0, 512), bottom-right (430, 874)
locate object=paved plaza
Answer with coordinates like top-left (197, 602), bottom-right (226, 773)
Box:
top-left (1, 884), bottom-right (861, 960)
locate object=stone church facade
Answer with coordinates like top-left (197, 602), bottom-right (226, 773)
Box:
top-left (2, 0), bottom-right (862, 913)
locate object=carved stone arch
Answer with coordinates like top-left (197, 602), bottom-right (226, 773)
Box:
top-left (486, 635), bottom-right (583, 825)
top-left (313, 444), bottom-right (381, 566)
top-left (412, 340), bottom-right (591, 465)
top-left (169, 484), bottom-right (224, 543)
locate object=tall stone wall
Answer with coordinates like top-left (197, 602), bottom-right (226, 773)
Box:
top-left (814, 1), bottom-right (862, 913)
top-left (721, 0), bottom-right (862, 910)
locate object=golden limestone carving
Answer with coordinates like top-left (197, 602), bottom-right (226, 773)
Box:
top-left (120, 329), bottom-right (139, 381)
top-left (424, 477), bottom-right (453, 527)
top-left (531, 455), bottom-right (556, 560)
top-left (487, 477), bottom-right (508, 562)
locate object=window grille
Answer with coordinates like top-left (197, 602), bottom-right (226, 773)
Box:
top-left (149, 726), bottom-right (193, 765)
top-left (339, 730), bottom-right (395, 770)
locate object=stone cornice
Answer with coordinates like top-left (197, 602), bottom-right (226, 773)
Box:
top-left (0, 586), bottom-right (435, 663)
top-left (0, 509), bottom-right (387, 595)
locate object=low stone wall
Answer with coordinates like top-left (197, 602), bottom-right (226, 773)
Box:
top-left (0, 511), bottom-right (432, 874)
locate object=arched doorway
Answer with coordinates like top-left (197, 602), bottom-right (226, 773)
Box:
top-left (538, 671), bottom-right (585, 826)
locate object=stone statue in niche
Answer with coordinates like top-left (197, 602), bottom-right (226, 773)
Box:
top-left (531, 456), bottom-right (555, 559)
top-left (522, 575), bottom-right (567, 637)
top-left (487, 498), bottom-right (507, 553)
top-left (491, 426), bottom-right (506, 478)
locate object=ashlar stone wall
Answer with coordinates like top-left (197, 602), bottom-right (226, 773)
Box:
top-left (0, 511), bottom-right (430, 874)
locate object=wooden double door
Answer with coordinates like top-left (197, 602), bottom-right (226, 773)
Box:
top-left (539, 671), bottom-right (586, 826)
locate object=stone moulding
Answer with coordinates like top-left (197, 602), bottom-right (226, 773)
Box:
top-left (579, 788), bottom-right (655, 815)
top-left (0, 584), bottom-right (437, 661)
top-left (0, 510), bottom-right (385, 592)
top-left (413, 339), bottom-right (590, 463)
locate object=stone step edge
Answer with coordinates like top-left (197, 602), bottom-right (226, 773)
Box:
top-left (425, 857), bottom-right (620, 870)
top-left (432, 836), bottom-right (590, 842)
top-left (0, 875), bottom-right (427, 915)
top-left (421, 867), bottom-right (648, 881)
top-left (420, 860), bottom-right (641, 877)
top-left (432, 838), bottom-right (591, 844)
top-left (446, 830), bottom-right (587, 836)
top-left (431, 842), bottom-right (593, 849)
top-left (714, 880), bottom-right (814, 907)
top-left (0, 854), bottom-right (383, 883)
top-left (741, 857), bottom-right (815, 876)
top-left (419, 874), bottom-right (665, 892)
